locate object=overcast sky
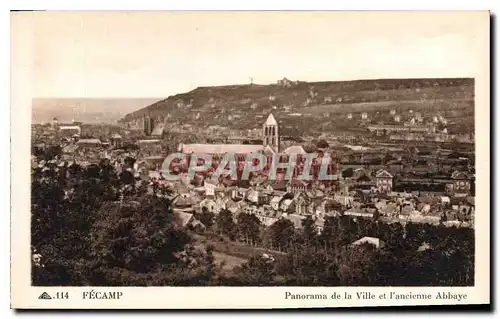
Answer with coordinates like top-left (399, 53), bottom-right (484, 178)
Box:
top-left (25, 11), bottom-right (487, 98)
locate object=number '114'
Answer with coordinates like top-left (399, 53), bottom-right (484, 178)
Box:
top-left (55, 292), bottom-right (69, 299)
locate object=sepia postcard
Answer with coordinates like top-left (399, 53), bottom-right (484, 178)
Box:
top-left (11, 11), bottom-right (490, 309)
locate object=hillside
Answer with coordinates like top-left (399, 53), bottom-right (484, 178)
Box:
top-left (120, 78), bottom-right (474, 135)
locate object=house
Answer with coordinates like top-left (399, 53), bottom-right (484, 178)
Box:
top-left (204, 180), bottom-right (217, 197)
top-left (246, 187), bottom-right (268, 205)
top-left (374, 197), bottom-right (387, 208)
top-left (173, 211), bottom-right (205, 231)
top-left (323, 198), bottom-right (342, 215)
top-left (246, 188), bottom-right (260, 204)
top-left (334, 193), bottom-right (354, 207)
top-left (215, 196), bottom-right (229, 213)
top-left (172, 195), bottom-right (197, 209)
top-left (231, 187), bottom-right (248, 201)
top-left (287, 179), bottom-right (308, 194)
top-left (440, 196), bottom-right (451, 205)
top-left (280, 198), bottom-right (295, 213)
top-left (419, 203), bottom-right (431, 214)
top-left (355, 172), bottom-right (375, 191)
top-left (383, 203), bottom-right (398, 217)
top-left (451, 170), bottom-right (472, 197)
top-left (225, 199), bottom-right (240, 214)
top-left (294, 193), bottom-right (310, 215)
top-left (62, 144), bottom-right (79, 154)
top-left (466, 196), bottom-right (475, 206)
top-left (398, 203), bottom-right (414, 221)
top-left (255, 209), bottom-right (281, 227)
top-left (200, 198), bottom-right (217, 214)
top-left (171, 181), bottom-right (191, 196)
top-left (351, 237), bottom-right (385, 249)
top-left (269, 181), bottom-right (287, 192)
top-left (270, 192), bottom-right (286, 210)
top-left (344, 207), bottom-right (374, 219)
top-left (417, 242), bottom-right (432, 252)
top-left (314, 218), bottom-right (325, 235)
top-left (283, 214), bottom-right (306, 229)
top-left (309, 198), bottom-right (326, 216)
top-left (375, 169), bottom-right (393, 193)
top-left (76, 138), bottom-right (102, 147)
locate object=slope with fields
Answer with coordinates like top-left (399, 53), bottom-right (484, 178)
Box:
top-left (120, 78), bottom-right (474, 136)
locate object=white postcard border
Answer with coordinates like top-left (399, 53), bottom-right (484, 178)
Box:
top-left (10, 11), bottom-right (490, 309)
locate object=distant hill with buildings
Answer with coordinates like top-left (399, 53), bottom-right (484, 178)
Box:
top-left (32, 98), bottom-right (161, 124)
top-left (120, 77), bottom-right (474, 136)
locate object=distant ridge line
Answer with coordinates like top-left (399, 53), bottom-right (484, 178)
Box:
top-left (120, 77), bottom-right (474, 123)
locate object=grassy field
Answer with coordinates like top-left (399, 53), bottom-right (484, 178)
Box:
top-left (211, 251), bottom-right (247, 275)
top-left (192, 233), bottom-right (286, 275)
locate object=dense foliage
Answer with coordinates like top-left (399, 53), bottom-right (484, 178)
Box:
top-left (32, 161), bottom-right (215, 286)
top-left (32, 162), bottom-right (474, 286)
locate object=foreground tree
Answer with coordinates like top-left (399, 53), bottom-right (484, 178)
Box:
top-left (31, 164), bottom-right (217, 286)
top-left (232, 255), bottom-right (277, 286)
top-left (216, 209), bottom-right (237, 240)
top-left (84, 195), bottom-right (217, 285)
top-left (268, 218), bottom-right (295, 252)
top-left (199, 207), bottom-right (215, 229)
top-left (336, 243), bottom-right (379, 286)
top-left (237, 213), bottom-right (261, 246)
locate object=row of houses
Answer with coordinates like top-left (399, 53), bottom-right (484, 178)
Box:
top-left (164, 168), bottom-right (475, 233)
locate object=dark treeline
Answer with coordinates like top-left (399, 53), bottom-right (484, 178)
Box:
top-left (32, 163), bottom-right (474, 287)
top-left (212, 211), bottom-right (474, 286)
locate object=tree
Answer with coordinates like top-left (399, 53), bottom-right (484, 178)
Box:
top-left (301, 215), bottom-right (316, 244)
top-left (336, 244), bottom-right (379, 286)
top-left (342, 168), bottom-right (354, 179)
top-left (85, 196), bottom-right (200, 285)
top-left (199, 207), bottom-right (215, 229)
top-left (31, 158), bottom-right (476, 287)
top-left (124, 156), bottom-right (136, 168)
top-left (119, 170), bottom-right (135, 185)
top-left (233, 255), bottom-right (276, 286)
top-left (31, 164), bottom-right (110, 285)
top-left (275, 247), bottom-right (339, 286)
top-left (319, 215), bottom-right (339, 253)
top-left (42, 145), bottom-right (62, 161)
top-left (316, 139), bottom-right (329, 149)
top-left (237, 213), bottom-right (261, 246)
top-left (31, 163), bottom-right (215, 286)
top-left (269, 218), bottom-right (295, 252)
top-left (216, 209), bottom-right (236, 240)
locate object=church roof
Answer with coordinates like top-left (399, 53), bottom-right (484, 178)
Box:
top-left (265, 113), bottom-right (278, 126)
top-left (179, 143), bottom-right (263, 154)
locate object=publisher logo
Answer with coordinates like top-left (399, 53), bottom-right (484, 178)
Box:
top-left (38, 292), bottom-right (52, 300)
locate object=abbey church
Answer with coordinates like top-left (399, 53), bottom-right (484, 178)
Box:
top-left (178, 113), bottom-right (284, 155)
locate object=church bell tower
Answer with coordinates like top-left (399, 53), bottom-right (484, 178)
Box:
top-left (263, 113), bottom-right (279, 153)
